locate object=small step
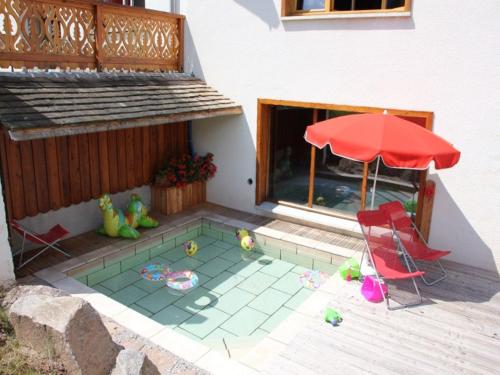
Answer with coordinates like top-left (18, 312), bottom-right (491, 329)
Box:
top-left (255, 202), bottom-right (362, 239)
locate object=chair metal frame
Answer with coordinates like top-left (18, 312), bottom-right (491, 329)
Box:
top-left (10, 221), bottom-right (71, 269)
top-left (358, 211), bottom-right (423, 311)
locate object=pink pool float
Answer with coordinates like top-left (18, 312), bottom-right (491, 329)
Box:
top-left (361, 275), bottom-right (388, 303)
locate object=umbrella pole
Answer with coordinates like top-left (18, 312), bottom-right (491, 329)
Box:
top-left (370, 156), bottom-right (381, 210)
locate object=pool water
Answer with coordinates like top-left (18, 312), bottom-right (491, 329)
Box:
top-left (72, 220), bottom-right (337, 351)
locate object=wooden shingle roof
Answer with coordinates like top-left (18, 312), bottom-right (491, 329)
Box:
top-left (0, 71), bottom-right (242, 140)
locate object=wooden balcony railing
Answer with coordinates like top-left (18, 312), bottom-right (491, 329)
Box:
top-left (0, 0), bottom-right (184, 72)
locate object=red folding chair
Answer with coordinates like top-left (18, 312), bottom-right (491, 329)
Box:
top-left (10, 221), bottom-right (71, 269)
top-left (380, 201), bottom-right (450, 285)
top-left (357, 210), bottom-right (425, 310)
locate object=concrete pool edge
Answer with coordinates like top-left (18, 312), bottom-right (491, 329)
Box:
top-left (35, 212), bottom-right (358, 374)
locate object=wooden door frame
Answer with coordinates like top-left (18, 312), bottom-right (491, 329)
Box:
top-left (255, 98), bottom-right (434, 228)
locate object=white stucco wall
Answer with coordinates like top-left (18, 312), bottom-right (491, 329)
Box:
top-left (169, 0), bottom-right (499, 272)
top-left (0, 178), bottom-right (15, 286)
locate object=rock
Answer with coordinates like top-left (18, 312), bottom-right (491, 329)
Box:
top-left (9, 294), bottom-right (119, 375)
top-left (1, 284), bottom-right (69, 311)
top-left (111, 349), bottom-right (161, 375)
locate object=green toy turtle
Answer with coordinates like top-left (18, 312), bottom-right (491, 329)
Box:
top-left (324, 308), bottom-right (343, 327)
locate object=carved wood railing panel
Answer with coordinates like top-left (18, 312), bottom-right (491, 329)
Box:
top-left (0, 0), bottom-right (183, 71)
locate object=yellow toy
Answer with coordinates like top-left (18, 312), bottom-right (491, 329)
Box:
top-left (184, 240), bottom-right (198, 257)
top-left (240, 236), bottom-right (255, 251)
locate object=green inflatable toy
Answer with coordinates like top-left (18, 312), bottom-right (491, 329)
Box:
top-left (97, 194), bottom-right (140, 239)
top-left (126, 194), bottom-right (159, 229)
top-left (338, 257), bottom-right (361, 281)
top-left (324, 308), bottom-right (343, 326)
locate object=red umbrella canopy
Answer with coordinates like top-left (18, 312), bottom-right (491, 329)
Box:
top-left (304, 113), bottom-right (460, 170)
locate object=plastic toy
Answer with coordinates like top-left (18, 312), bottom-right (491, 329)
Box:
top-left (338, 257), bottom-right (361, 281)
top-left (361, 275), bottom-right (388, 303)
top-left (235, 228), bottom-right (249, 241)
top-left (166, 270), bottom-right (199, 291)
top-left (324, 308), bottom-right (343, 327)
top-left (126, 194), bottom-right (159, 229)
top-left (140, 263), bottom-right (171, 281)
top-left (97, 194), bottom-right (140, 239)
top-left (299, 270), bottom-right (328, 289)
top-left (184, 240), bottom-right (198, 257)
top-left (240, 235), bottom-right (255, 251)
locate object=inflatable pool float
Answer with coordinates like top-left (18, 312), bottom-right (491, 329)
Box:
top-left (299, 270), bottom-right (329, 289)
top-left (140, 263), bottom-right (170, 281)
top-left (166, 270), bottom-right (199, 291)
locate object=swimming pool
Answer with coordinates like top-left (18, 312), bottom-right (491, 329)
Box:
top-left (68, 217), bottom-right (341, 355)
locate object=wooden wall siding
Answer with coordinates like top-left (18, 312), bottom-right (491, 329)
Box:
top-left (0, 0), bottom-right (184, 72)
top-left (0, 123), bottom-right (188, 220)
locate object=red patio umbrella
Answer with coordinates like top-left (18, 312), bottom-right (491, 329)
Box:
top-left (304, 112), bottom-right (460, 209)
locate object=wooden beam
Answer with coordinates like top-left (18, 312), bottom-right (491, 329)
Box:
top-left (307, 109), bottom-right (319, 208)
top-left (360, 162), bottom-right (369, 210)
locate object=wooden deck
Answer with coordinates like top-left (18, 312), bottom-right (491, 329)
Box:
top-left (260, 261), bottom-right (500, 375)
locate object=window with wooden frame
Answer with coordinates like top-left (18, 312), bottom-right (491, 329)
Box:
top-left (282, 0), bottom-right (411, 17)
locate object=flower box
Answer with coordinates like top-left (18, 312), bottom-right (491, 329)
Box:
top-left (151, 180), bottom-right (206, 215)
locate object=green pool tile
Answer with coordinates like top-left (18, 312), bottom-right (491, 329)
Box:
top-left (170, 256), bottom-right (204, 272)
top-left (210, 287), bottom-right (255, 314)
top-left (195, 235), bottom-right (218, 248)
top-left (121, 251), bottom-right (149, 271)
top-left (179, 307), bottom-right (230, 339)
top-left (133, 278), bottom-right (165, 293)
top-left (203, 328), bottom-right (236, 341)
top-left (222, 232), bottom-right (240, 246)
top-left (175, 229), bottom-right (199, 246)
top-left (129, 304), bottom-right (153, 317)
top-left (133, 256), bottom-right (170, 272)
top-left (75, 275), bottom-right (88, 285)
top-left (161, 246), bottom-right (187, 262)
top-left (313, 259), bottom-right (338, 275)
top-left (92, 284), bottom-right (112, 296)
top-left (203, 271), bottom-right (246, 295)
top-left (174, 287), bottom-right (220, 313)
top-left (195, 257), bottom-right (233, 277)
top-left (152, 305), bottom-right (193, 327)
top-left (87, 263), bottom-right (121, 286)
top-left (259, 259), bottom-right (295, 278)
top-left (251, 328), bottom-right (269, 338)
top-left (284, 288), bottom-right (314, 310)
top-left (227, 260), bottom-right (264, 278)
top-left (219, 248), bottom-right (245, 263)
top-left (220, 307), bottom-right (269, 337)
top-left (135, 287), bottom-right (182, 313)
top-left (174, 326), bottom-right (203, 341)
top-left (248, 288), bottom-right (291, 315)
top-left (195, 272), bottom-right (212, 286)
top-left (150, 239), bottom-right (175, 258)
top-left (273, 272), bottom-right (304, 295)
top-left (281, 251), bottom-right (314, 269)
top-left (255, 244), bottom-right (280, 259)
top-left (290, 265), bottom-right (311, 275)
top-left (110, 285), bottom-right (148, 306)
top-left (193, 245), bottom-right (228, 262)
top-left (259, 306), bottom-right (294, 332)
top-left (237, 272), bottom-right (277, 295)
top-left (201, 227), bottom-right (223, 240)
top-left (211, 241), bottom-right (233, 250)
top-left (100, 270), bottom-right (142, 292)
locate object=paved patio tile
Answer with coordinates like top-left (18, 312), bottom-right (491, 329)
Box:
top-left (203, 271), bottom-right (246, 295)
top-left (220, 307), bottom-right (269, 336)
top-left (284, 288), bottom-right (314, 310)
top-left (273, 272), bottom-right (304, 295)
top-left (110, 285), bottom-right (148, 306)
top-left (152, 305), bottom-right (193, 327)
top-left (210, 287), bottom-right (256, 314)
top-left (100, 270), bottom-right (142, 292)
top-left (259, 259), bottom-right (295, 278)
top-left (135, 287), bottom-right (182, 314)
top-left (248, 288), bottom-right (291, 315)
top-left (259, 306), bottom-right (294, 332)
top-left (174, 287), bottom-right (221, 313)
top-left (195, 257), bottom-right (233, 277)
top-left (193, 245), bottom-right (229, 263)
top-left (179, 307), bottom-right (230, 339)
top-left (227, 259), bottom-right (264, 278)
top-left (237, 272), bottom-right (277, 295)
